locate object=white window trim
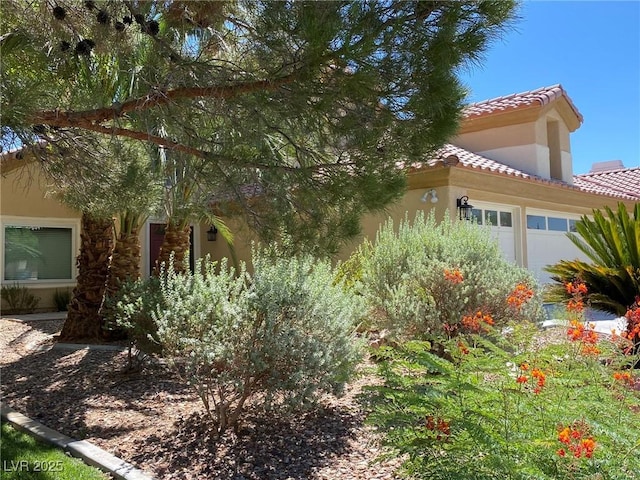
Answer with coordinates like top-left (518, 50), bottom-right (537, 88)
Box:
top-left (470, 201), bottom-right (517, 229)
top-left (525, 209), bottom-right (585, 233)
top-left (1, 216), bottom-right (80, 287)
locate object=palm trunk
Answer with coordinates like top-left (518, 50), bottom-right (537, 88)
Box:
top-left (102, 227), bottom-right (141, 340)
top-left (154, 222), bottom-right (191, 275)
top-left (60, 212), bottom-right (114, 341)
top-left (106, 228), bottom-right (141, 296)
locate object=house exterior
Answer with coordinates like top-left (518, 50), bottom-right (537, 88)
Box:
top-left (348, 85), bottom-right (638, 284)
top-left (1, 84), bottom-right (638, 311)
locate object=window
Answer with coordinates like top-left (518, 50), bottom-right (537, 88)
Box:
top-left (471, 208), bottom-right (513, 228)
top-left (471, 209), bottom-right (483, 225)
top-left (4, 225), bottom-right (73, 281)
top-left (527, 215), bottom-right (546, 230)
top-left (569, 219), bottom-right (578, 232)
top-left (499, 211), bottom-right (513, 227)
top-left (548, 217), bottom-right (568, 232)
top-left (484, 210), bottom-right (498, 226)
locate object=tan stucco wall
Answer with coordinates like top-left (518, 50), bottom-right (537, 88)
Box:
top-left (1, 165), bottom-right (80, 312)
top-left (453, 122), bottom-right (537, 152)
top-left (1, 164), bottom-right (79, 219)
top-left (198, 217), bottom-right (260, 270)
top-left (454, 106), bottom-right (574, 183)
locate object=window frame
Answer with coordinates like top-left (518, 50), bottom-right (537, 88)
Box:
top-left (1, 217), bottom-right (79, 287)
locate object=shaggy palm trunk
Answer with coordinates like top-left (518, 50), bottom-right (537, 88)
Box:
top-left (106, 228), bottom-right (141, 296)
top-left (102, 228), bottom-right (141, 340)
top-left (60, 213), bottom-right (114, 341)
top-left (155, 223), bottom-right (190, 275)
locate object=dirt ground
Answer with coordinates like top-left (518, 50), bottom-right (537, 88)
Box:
top-left (0, 317), bottom-right (403, 480)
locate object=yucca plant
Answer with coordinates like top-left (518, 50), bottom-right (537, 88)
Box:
top-left (546, 202), bottom-right (640, 315)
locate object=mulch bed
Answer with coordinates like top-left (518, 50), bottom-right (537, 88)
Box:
top-left (1, 317), bottom-right (402, 480)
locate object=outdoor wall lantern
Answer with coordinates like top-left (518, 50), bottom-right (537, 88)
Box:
top-left (207, 225), bottom-right (218, 242)
top-left (420, 188), bottom-right (439, 203)
top-left (456, 196), bottom-right (474, 221)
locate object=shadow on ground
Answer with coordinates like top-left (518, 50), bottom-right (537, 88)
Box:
top-left (2, 320), bottom-right (367, 480)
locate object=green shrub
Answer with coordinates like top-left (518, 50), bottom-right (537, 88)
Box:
top-left (104, 276), bottom-right (164, 368)
top-left (1, 283), bottom-right (39, 315)
top-left (352, 211), bottom-right (544, 341)
top-left (53, 289), bottom-right (71, 311)
top-left (153, 251), bottom-right (362, 433)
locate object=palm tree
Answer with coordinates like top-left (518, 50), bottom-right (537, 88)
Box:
top-left (153, 148), bottom-right (231, 275)
top-left (60, 211), bottom-right (114, 340)
top-left (47, 136), bottom-right (162, 340)
top-left (546, 203), bottom-right (640, 315)
top-left (105, 143), bottom-right (163, 292)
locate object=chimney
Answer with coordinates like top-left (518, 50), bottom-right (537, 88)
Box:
top-left (590, 160), bottom-right (625, 173)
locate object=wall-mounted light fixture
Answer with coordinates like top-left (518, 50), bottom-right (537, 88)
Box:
top-left (420, 189), bottom-right (438, 203)
top-left (456, 196), bottom-right (474, 221)
top-left (207, 225), bottom-right (218, 241)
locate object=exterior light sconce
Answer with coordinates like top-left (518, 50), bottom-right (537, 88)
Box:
top-left (456, 196), bottom-right (474, 221)
top-left (207, 225), bottom-right (218, 241)
top-left (420, 188), bottom-right (438, 203)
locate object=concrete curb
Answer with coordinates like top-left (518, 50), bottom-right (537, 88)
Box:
top-left (1, 403), bottom-right (155, 480)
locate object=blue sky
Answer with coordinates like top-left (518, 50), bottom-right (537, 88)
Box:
top-left (458, 0), bottom-right (640, 175)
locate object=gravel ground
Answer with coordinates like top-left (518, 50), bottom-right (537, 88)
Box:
top-left (0, 317), bottom-right (403, 480)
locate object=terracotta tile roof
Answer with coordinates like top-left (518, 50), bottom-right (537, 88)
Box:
top-left (406, 144), bottom-right (638, 200)
top-left (574, 167), bottom-right (640, 200)
top-left (463, 84), bottom-right (584, 123)
top-left (403, 144), bottom-right (535, 178)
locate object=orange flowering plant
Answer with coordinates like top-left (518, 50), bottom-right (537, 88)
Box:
top-left (556, 422), bottom-right (597, 459)
top-left (367, 281), bottom-right (640, 479)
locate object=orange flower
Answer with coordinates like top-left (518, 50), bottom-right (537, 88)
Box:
top-left (507, 283), bottom-right (534, 310)
top-left (581, 438), bottom-right (596, 458)
top-left (461, 310), bottom-right (494, 332)
top-left (425, 416), bottom-right (451, 440)
top-left (556, 424), bottom-right (596, 459)
top-left (444, 268), bottom-right (464, 284)
top-left (565, 281), bottom-right (588, 296)
top-left (519, 363), bottom-right (529, 371)
top-left (531, 368), bottom-right (546, 386)
top-left (437, 419), bottom-right (450, 435)
top-left (558, 427), bottom-right (571, 445)
top-left (567, 321), bottom-right (601, 356)
top-left (613, 371), bottom-right (634, 386)
top-left (581, 344), bottom-right (601, 356)
top-left (567, 299), bottom-right (584, 312)
top-left (457, 341), bottom-right (469, 355)
top-left (625, 303), bottom-right (640, 342)
top-left (426, 416), bottom-right (436, 430)
top-left (516, 375), bottom-right (528, 384)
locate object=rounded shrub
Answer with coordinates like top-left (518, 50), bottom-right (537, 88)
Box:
top-left (353, 211), bottom-right (544, 340)
top-left (153, 251), bottom-right (362, 433)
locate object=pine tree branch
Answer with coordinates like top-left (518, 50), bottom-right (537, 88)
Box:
top-left (69, 122), bottom-right (211, 159)
top-left (64, 122), bottom-right (354, 173)
top-left (29, 73), bottom-right (299, 127)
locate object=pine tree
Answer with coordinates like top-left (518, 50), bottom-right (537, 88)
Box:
top-left (2, 0), bottom-right (518, 254)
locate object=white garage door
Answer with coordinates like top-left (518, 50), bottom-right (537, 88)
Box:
top-left (471, 205), bottom-right (516, 263)
top-left (526, 212), bottom-right (589, 284)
